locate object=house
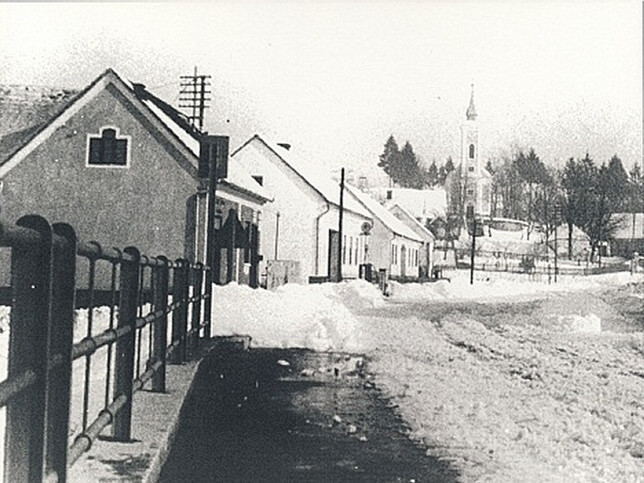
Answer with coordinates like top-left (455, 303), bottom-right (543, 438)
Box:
top-left (389, 204), bottom-right (436, 277)
top-left (376, 186), bottom-right (447, 228)
top-left (610, 213), bottom-right (644, 257)
top-left (344, 184), bottom-right (425, 280)
top-left (231, 135), bottom-right (372, 282)
top-left (0, 68), bottom-right (271, 287)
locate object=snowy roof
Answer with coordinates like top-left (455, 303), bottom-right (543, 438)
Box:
top-left (130, 83), bottom-right (273, 202)
top-left (0, 85), bottom-right (79, 163)
top-left (376, 187), bottom-right (447, 219)
top-left (0, 70), bottom-right (271, 202)
top-left (235, 135), bottom-right (370, 218)
top-left (390, 204), bottom-right (436, 241)
top-left (345, 184), bottom-right (423, 242)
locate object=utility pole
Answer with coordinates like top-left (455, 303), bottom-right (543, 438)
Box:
top-left (337, 168), bottom-right (345, 283)
top-left (470, 217), bottom-right (477, 285)
top-left (554, 203), bottom-right (559, 283)
top-left (179, 67), bottom-right (212, 130)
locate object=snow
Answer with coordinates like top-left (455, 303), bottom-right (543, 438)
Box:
top-left (344, 183), bottom-right (424, 242)
top-left (0, 271), bottom-right (642, 481)
top-left (211, 272), bottom-right (644, 482)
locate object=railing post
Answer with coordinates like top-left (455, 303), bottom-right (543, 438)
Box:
top-left (112, 247), bottom-right (140, 442)
top-left (170, 259), bottom-right (189, 364)
top-left (190, 262), bottom-right (204, 349)
top-left (5, 215), bottom-right (53, 483)
top-left (151, 256), bottom-right (169, 392)
top-left (45, 224), bottom-right (77, 483)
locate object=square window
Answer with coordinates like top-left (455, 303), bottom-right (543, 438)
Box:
top-left (87, 127), bottom-right (129, 167)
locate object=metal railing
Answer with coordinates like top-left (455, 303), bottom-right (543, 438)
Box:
top-left (0, 215), bottom-right (213, 482)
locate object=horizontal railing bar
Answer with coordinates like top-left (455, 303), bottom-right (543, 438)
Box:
top-left (0, 368), bottom-right (38, 407)
top-left (134, 309), bottom-right (165, 331)
top-left (132, 360), bottom-right (162, 393)
top-left (67, 394), bottom-right (128, 466)
top-left (70, 297), bottom-right (184, 361)
top-left (72, 326), bottom-right (130, 361)
top-left (0, 221), bottom-right (48, 248)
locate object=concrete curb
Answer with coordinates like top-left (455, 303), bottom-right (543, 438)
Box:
top-left (142, 342), bottom-right (217, 483)
top-left (68, 338), bottom-right (235, 482)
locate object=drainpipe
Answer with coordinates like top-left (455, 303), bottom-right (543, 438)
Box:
top-left (390, 233), bottom-right (396, 275)
top-left (314, 201), bottom-right (331, 274)
top-left (274, 212), bottom-right (280, 260)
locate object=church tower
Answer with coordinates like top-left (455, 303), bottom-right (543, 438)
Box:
top-left (460, 85), bottom-right (488, 218)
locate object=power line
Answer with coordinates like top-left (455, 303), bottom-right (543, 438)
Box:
top-left (178, 67), bottom-right (211, 131)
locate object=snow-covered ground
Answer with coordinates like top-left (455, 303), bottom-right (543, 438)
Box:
top-left (212, 271), bottom-right (644, 482)
top-left (0, 271), bottom-right (641, 481)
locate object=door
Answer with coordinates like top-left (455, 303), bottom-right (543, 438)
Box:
top-left (328, 229), bottom-right (340, 282)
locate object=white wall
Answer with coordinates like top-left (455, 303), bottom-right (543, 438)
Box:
top-left (317, 206), bottom-right (369, 278)
top-left (233, 139), bottom-right (371, 281)
top-left (233, 141), bottom-right (324, 282)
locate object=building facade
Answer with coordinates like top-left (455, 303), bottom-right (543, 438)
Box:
top-left (232, 135), bottom-right (372, 282)
top-left (0, 69), bottom-right (270, 287)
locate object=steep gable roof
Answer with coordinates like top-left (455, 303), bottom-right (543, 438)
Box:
top-left (130, 83), bottom-right (272, 202)
top-left (378, 187), bottom-right (447, 219)
top-left (0, 85), bottom-right (79, 137)
top-left (0, 69), bottom-right (271, 202)
top-left (233, 134), bottom-right (369, 217)
top-left (345, 184), bottom-right (423, 242)
top-left (0, 68), bottom-right (199, 177)
top-left (390, 204), bottom-right (436, 241)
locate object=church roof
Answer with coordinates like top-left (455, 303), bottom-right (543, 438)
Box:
top-left (466, 84), bottom-right (477, 121)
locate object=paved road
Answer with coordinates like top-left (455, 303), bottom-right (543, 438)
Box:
top-left (159, 344), bottom-right (458, 482)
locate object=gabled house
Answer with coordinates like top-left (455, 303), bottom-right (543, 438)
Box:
top-left (344, 184), bottom-right (425, 280)
top-left (389, 204), bottom-right (436, 278)
top-left (0, 68), bottom-right (271, 286)
top-left (231, 135), bottom-right (372, 282)
top-left (377, 186), bottom-right (447, 228)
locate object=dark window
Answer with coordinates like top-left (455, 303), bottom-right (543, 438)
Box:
top-left (88, 128), bottom-right (128, 166)
top-left (252, 175), bottom-right (264, 186)
top-left (469, 144), bottom-right (475, 159)
top-left (468, 166), bottom-right (475, 172)
top-left (386, 190), bottom-right (392, 200)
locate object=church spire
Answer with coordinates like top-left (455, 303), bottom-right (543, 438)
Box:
top-left (466, 84), bottom-right (477, 121)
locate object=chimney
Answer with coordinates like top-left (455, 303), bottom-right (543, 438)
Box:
top-left (277, 143), bottom-right (291, 151)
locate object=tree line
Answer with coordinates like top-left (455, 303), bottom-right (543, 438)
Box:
top-left (377, 135), bottom-right (455, 188)
top-left (378, 135), bottom-right (644, 261)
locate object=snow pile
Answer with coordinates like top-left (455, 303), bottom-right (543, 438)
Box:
top-left (211, 280), bottom-right (383, 352)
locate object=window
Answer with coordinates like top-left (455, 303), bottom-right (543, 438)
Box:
top-left (468, 166), bottom-right (475, 172)
top-left (386, 190), bottom-right (393, 200)
top-left (469, 144), bottom-right (475, 159)
top-left (252, 175), bottom-right (264, 186)
top-left (349, 237), bottom-right (353, 265)
top-left (467, 189), bottom-right (474, 196)
top-left (88, 127), bottom-right (129, 167)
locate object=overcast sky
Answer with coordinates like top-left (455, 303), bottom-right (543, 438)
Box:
top-left (1, 2), bottom-right (641, 183)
